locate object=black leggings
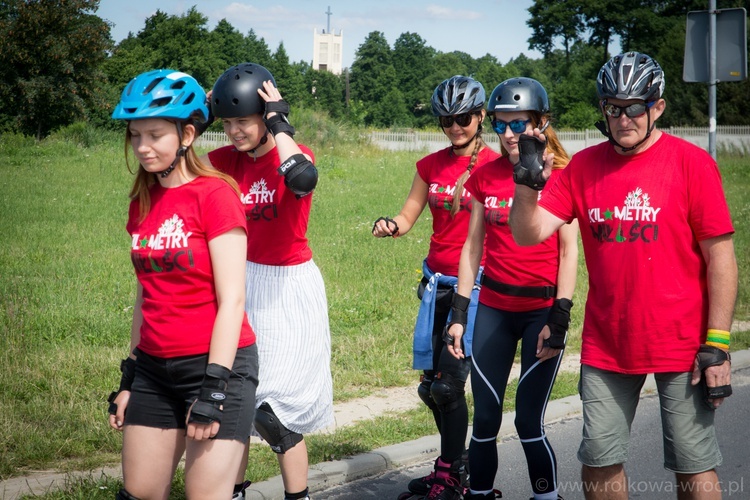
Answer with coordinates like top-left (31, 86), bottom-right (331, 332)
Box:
top-left (421, 288), bottom-right (471, 463)
top-left (469, 303), bottom-right (561, 495)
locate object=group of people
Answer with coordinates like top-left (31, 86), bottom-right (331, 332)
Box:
top-left (105, 51), bottom-right (737, 500)
top-left (375, 52), bottom-right (736, 500)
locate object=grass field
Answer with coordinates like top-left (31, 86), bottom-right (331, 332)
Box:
top-left (1, 120), bottom-right (748, 498)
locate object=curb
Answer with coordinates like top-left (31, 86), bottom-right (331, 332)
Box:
top-left (245, 349), bottom-right (750, 499)
top-left (2, 351), bottom-right (748, 500)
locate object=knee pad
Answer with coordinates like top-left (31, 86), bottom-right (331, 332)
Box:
top-left (254, 402), bottom-right (303, 454)
top-left (417, 374), bottom-right (437, 412)
top-left (116, 488), bottom-right (140, 500)
top-left (430, 372), bottom-right (465, 413)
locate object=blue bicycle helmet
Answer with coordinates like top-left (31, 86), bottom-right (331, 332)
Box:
top-left (112, 69), bottom-right (208, 121)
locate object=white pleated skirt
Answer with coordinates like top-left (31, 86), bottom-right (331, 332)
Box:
top-left (245, 259), bottom-right (334, 434)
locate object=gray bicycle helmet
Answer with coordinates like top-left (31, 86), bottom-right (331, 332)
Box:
top-left (487, 77), bottom-right (549, 114)
top-left (211, 62), bottom-right (276, 118)
top-left (431, 76), bottom-right (486, 116)
top-left (597, 52), bottom-right (664, 102)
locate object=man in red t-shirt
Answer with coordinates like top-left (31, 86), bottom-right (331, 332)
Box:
top-left (508, 52), bottom-right (737, 500)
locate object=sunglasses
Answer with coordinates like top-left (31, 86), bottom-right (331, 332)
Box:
top-left (602, 100), bottom-right (655, 118)
top-left (491, 119), bottom-right (530, 134)
top-left (439, 113), bottom-right (475, 128)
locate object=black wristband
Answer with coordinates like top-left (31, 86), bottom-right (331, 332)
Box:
top-left (265, 113), bottom-right (295, 137)
top-left (118, 357), bottom-right (137, 393)
top-left (544, 298), bottom-right (573, 349)
top-left (189, 363), bottom-right (231, 425)
top-left (514, 135), bottom-right (547, 190)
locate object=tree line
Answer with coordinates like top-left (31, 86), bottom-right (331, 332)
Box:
top-left (1, 0), bottom-right (749, 139)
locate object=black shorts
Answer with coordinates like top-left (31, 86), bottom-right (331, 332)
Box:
top-left (125, 344), bottom-right (259, 442)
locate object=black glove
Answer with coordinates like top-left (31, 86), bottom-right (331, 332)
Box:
top-left (264, 100), bottom-right (295, 137)
top-left (372, 216), bottom-right (399, 237)
top-left (188, 363), bottom-right (231, 425)
top-left (108, 357), bottom-right (137, 415)
top-left (696, 344), bottom-right (732, 409)
top-left (443, 293), bottom-right (470, 345)
top-left (544, 298), bottom-right (573, 349)
top-left (513, 134), bottom-right (547, 190)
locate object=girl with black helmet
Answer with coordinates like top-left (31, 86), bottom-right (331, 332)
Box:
top-left (201, 63), bottom-right (332, 500)
top-left (446, 77), bottom-right (579, 500)
top-left (373, 75), bottom-right (501, 500)
top-left (108, 69), bottom-right (259, 500)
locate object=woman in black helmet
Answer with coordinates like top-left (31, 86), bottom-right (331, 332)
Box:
top-left (201, 63), bottom-right (332, 500)
top-left (373, 75), bottom-right (501, 500)
top-left (447, 77), bottom-right (579, 500)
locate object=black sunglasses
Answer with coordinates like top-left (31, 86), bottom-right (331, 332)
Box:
top-left (439, 113), bottom-right (475, 128)
top-left (602, 100), bottom-right (655, 118)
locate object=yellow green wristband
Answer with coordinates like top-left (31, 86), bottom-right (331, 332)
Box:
top-left (706, 329), bottom-right (730, 348)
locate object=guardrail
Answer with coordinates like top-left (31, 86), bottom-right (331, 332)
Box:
top-left (196, 127), bottom-right (750, 155)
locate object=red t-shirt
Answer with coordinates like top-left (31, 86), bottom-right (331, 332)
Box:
top-left (208, 144), bottom-right (316, 266)
top-left (540, 133), bottom-right (734, 373)
top-left (416, 146), bottom-right (500, 276)
top-left (127, 176), bottom-right (255, 358)
top-left (465, 156), bottom-right (562, 312)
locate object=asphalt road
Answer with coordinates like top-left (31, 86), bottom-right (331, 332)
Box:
top-left (316, 367), bottom-right (750, 499)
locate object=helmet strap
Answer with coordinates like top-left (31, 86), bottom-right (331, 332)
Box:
top-left (249, 129), bottom-right (270, 161)
top-left (451, 125), bottom-right (481, 152)
top-left (160, 124), bottom-right (186, 178)
top-left (595, 112), bottom-right (654, 154)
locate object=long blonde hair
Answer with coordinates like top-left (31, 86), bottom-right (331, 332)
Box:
top-left (125, 119), bottom-right (240, 222)
top-left (499, 112), bottom-right (569, 170)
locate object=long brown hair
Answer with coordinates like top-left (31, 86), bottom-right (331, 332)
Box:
top-left (498, 112), bottom-right (569, 170)
top-left (450, 111), bottom-right (485, 217)
top-left (125, 118), bottom-right (240, 222)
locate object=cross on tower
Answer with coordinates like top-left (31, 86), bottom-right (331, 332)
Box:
top-left (325, 6), bottom-right (332, 33)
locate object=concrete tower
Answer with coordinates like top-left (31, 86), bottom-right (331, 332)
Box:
top-left (313, 6), bottom-right (343, 74)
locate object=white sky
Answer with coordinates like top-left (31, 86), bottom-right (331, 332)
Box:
top-left (96, 0), bottom-right (545, 68)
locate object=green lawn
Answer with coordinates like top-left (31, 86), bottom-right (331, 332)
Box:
top-left (1, 124), bottom-right (748, 498)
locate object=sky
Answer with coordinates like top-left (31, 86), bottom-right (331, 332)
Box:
top-left (96, 0), bottom-right (545, 68)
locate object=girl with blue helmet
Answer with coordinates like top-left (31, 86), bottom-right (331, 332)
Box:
top-left (108, 69), bottom-right (259, 500)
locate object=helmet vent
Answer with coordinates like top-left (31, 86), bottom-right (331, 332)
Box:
top-left (171, 80), bottom-right (186, 90)
top-left (150, 97), bottom-right (171, 108)
top-left (144, 77), bottom-right (164, 95)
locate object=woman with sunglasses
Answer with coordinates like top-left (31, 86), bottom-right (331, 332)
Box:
top-left (446, 77), bottom-right (579, 500)
top-left (373, 75), bottom-right (500, 500)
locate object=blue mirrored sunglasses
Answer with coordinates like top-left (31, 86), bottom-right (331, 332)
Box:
top-left (491, 119), bottom-right (530, 134)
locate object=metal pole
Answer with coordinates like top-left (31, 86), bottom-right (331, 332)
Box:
top-left (708, 0), bottom-right (717, 159)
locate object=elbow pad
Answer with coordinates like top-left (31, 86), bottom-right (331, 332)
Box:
top-left (278, 154), bottom-right (318, 197)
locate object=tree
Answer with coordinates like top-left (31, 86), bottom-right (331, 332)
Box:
top-left (349, 31), bottom-right (407, 127)
top-left (392, 32), bottom-right (436, 125)
top-left (527, 0), bottom-right (582, 60)
top-left (0, 0), bottom-right (111, 138)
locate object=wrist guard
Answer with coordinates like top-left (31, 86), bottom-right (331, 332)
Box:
top-left (514, 134), bottom-right (547, 190)
top-left (264, 100), bottom-right (295, 137)
top-left (108, 357), bottom-right (137, 415)
top-left (278, 154), bottom-right (318, 197)
top-left (443, 294), bottom-right (470, 344)
top-left (696, 344), bottom-right (732, 407)
top-left (188, 363), bottom-right (231, 425)
top-left (544, 298), bottom-right (573, 349)
top-left (373, 216), bottom-right (399, 237)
